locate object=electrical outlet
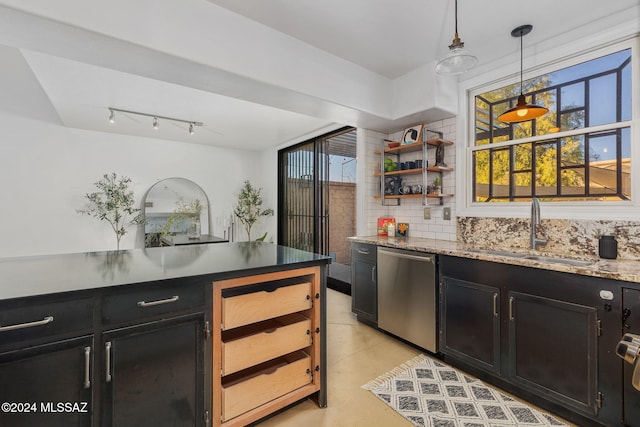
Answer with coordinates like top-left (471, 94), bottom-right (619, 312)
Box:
top-left (423, 207), bottom-right (431, 220)
top-left (443, 207), bottom-right (451, 220)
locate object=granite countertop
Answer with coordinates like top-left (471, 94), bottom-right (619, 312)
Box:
top-left (0, 242), bottom-right (330, 301)
top-left (349, 235), bottom-right (640, 284)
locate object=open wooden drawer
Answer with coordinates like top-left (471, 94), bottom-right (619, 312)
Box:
top-left (221, 351), bottom-right (312, 422)
top-left (221, 282), bottom-right (312, 329)
top-left (221, 313), bottom-right (312, 375)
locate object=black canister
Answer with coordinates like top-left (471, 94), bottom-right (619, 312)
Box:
top-left (598, 235), bottom-right (618, 259)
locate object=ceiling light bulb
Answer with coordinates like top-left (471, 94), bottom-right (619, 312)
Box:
top-left (153, 117), bottom-right (159, 129)
top-left (517, 109), bottom-right (528, 117)
top-left (189, 123), bottom-right (194, 135)
top-left (108, 109), bottom-right (115, 124)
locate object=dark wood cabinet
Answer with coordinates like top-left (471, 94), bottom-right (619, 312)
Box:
top-left (101, 317), bottom-right (205, 427)
top-left (440, 277), bottom-right (500, 374)
top-left (439, 255), bottom-right (622, 427)
top-left (351, 243), bottom-right (377, 324)
top-left (0, 336), bottom-right (93, 427)
top-left (508, 291), bottom-right (598, 415)
top-left (622, 288), bottom-right (640, 426)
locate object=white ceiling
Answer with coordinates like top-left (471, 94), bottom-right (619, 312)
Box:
top-left (0, 0), bottom-right (637, 150)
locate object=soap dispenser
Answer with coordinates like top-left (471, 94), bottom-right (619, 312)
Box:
top-left (598, 235), bottom-right (618, 259)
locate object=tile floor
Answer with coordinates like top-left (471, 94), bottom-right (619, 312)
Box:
top-left (255, 289), bottom-right (420, 426)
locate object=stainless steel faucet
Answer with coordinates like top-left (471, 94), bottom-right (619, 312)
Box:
top-left (530, 197), bottom-right (547, 250)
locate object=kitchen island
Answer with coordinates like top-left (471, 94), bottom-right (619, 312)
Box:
top-left (0, 242), bottom-right (330, 427)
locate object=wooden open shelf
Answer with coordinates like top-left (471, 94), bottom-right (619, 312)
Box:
top-left (375, 193), bottom-right (454, 200)
top-left (375, 138), bottom-right (454, 154)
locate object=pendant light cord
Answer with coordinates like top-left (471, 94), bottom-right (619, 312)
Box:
top-left (454, 0), bottom-right (458, 36)
top-left (519, 30), bottom-right (524, 95)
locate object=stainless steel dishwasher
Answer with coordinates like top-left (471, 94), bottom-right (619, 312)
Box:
top-left (377, 247), bottom-right (437, 353)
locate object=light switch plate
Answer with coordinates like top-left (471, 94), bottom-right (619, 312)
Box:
top-left (443, 207), bottom-right (451, 220)
top-left (423, 207), bottom-right (431, 220)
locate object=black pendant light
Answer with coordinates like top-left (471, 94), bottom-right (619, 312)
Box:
top-left (498, 25), bottom-right (548, 123)
top-left (435, 0), bottom-right (478, 75)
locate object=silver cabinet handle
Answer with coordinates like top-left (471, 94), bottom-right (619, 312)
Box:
top-left (137, 295), bottom-right (179, 307)
top-left (0, 316), bottom-right (53, 332)
top-left (372, 265), bottom-right (376, 283)
top-left (83, 346), bottom-right (91, 389)
top-left (105, 341), bottom-right (112, 383)
top-left (358, 249), bottom-right (370, 255)
top-left (493, 293), bottom-right (499, 317)
top-left (509, 297), bottom-right (514, 320)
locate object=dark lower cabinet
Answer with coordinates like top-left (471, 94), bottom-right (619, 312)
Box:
top-left (622, 288), bottom-right (640, 426)
top-left (101, 317), bottom-right (204, 427)
top-left (440, 277), bottom-right (500, 374)
top-left (0, 336), bottom-right (93, 427)
top-left (439, 255), bottom-right (622, 427)
top-left (508, 292), bottom-right (598, 415)
top-left (351, 243), bottom-right (377, 324)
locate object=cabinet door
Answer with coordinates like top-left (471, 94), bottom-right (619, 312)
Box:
top-left (440, 277), bottom-right (500, 374)
top-left (351, 258), bottom-right (377, 323)
top-left (0, 336), bottom-right (93, 427)
top-left (508, 292), bottom-right (598, 415)
top-left (622, 288), bottom-right (640, 426)
top-left (102, 317), bottom-right (204, 427)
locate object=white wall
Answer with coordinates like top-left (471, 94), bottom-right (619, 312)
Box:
top-left (0, 112), bottom-right (268, 257)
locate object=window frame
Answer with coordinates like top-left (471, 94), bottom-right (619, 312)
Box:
top-left (457, 36), bottom-right (640, 220)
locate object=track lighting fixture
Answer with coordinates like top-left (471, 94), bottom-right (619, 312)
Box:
top-left (107, 107), bottom-right (203, 135)
top-left (435, 0), bottom-right (478, 75)
top-left (497, 25), bottom-right (548, 123)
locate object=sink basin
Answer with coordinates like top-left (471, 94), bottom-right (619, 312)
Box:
top-left (467, 248), bottom-right (593, 266)
top-left (521, 255), bottom-right (593, 267)
top-left (467, 249), bottom-right (526, 257)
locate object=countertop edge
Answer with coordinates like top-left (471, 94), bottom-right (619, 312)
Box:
top-left (349, 236), bottom-right (640, 284)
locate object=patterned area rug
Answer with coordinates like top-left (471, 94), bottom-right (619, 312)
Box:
top-left (362, 354), bottom-right (569, 427)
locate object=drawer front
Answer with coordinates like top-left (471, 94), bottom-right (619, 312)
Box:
top-left (0, 296), bottom-right (93, 348)
top-left (222, 314), bottom-right (312, 375)
top-left (102, 279), bottom-right (204, 325)
top-left (351, 242), bottom-right (376, 263)
top-left (222, 352), bottom-right (312, 421)
top-left (222, 282), bottom-right (312, 330)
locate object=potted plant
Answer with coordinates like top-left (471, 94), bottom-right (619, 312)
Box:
top-left (160, 197), bottom-right (203, 241)
top-left (432, 176), bottom-right (442, 195)
top-left (77, 173), bottom-right (146, 250)
top-left (234, 180), bottom-right (274, 241)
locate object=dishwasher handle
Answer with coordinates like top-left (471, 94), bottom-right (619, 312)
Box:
top-left (378, 248), bottom-right (434, 263)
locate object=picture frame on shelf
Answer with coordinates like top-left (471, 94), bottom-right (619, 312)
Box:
top-left (401, 125), bottom-right (423, 145)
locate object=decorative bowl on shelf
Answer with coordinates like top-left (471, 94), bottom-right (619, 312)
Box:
top-left (388, 142), bottom-right (400, 149)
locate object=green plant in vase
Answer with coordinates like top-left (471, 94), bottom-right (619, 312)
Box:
top-left (432, 176), bottom-right (442, 195)
top-left (77, 173), bottom-right (146, 250)
top-left (234, 180), bottom-right (274, 241)
top-left (160, 197), bottom-right (203, 242)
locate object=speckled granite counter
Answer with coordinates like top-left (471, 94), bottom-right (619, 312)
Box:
top-left (349, 236), bottom-right (640, 284)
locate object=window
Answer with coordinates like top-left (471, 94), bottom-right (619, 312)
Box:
top-left (472, 49), bottom-right (632, 202)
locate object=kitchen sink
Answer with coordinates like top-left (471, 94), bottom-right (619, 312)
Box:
top-left (520, 255), bottom-right (593, 267)
top-left (466, 248), bottom-right (593, 266)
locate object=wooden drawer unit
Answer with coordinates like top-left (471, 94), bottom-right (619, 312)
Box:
top-left (0, 296), bottom-right (93, 350)
top-left (221, 313), bottom-right (312, 375)
top-left (221, 351), bottom-right (312, 422)
top-left (221, 281), bottom-right (312, 330)
top-left (213, 267), bottom-right (322, 427)
top-left (102, 277), bottom-right (204, 325)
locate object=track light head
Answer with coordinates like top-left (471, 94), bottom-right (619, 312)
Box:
top-left (108, 109), bottom-right (115, 124)
top-left (189, 123), bottom-right (194, 135)
top-left (152, 117), bottom-right (159, 130)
